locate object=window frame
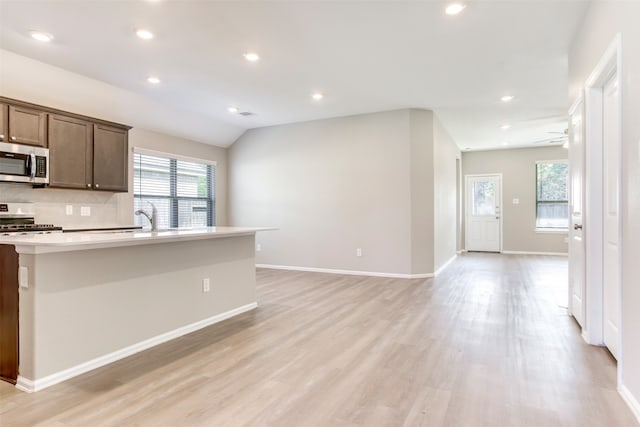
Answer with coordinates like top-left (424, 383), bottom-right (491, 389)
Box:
top-left (535, 159), bottom-right (569, 231)
top-left (133, 147), bottom-right (216, 228)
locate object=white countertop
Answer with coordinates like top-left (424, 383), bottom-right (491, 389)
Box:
top-left (0, 226), bottom-right (275, 254)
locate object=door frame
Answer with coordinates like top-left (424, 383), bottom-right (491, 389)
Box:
top-left (582, 33), bottom-right (623, 374)
top-left (464, 173), bottom-right (503, 253)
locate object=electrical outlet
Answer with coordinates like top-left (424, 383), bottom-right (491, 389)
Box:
top-left (65, 205), bottom-right (73, 215)
top-left (256, 243), bottom-right (262, 251)
top-left (80, 206), bottom-right (91, 217)
top-left (512, 198), bottom-right (520, 205)
top-left (356, 248), bottom-right (362, 257)
top-left (202, 278), bottom-right (210, 293)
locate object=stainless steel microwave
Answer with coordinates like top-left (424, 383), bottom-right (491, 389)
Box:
top-left (0, 142), bottom-right (50, 184)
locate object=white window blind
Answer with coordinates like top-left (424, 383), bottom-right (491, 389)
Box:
top-left (133, 151), bottom-right (215, 229)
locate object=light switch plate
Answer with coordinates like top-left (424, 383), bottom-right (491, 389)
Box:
top-left (65, 205), bottom-right (73, 215)
top-left (512, 198), bottom-right (520, 205)
top-left (81, 206), bottom-right (91, 216)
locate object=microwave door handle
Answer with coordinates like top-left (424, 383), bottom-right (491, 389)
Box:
top-left (29, 153), bottom-right (36, 179)
top-left (24, 152), bottom-right (31, 176)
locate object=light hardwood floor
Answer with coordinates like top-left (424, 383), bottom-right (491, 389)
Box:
top-left (0, 253), bottom-right (636, 426)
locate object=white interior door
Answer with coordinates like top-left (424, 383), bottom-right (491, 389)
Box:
top-left (568, 99), bottom-right (585, 327)
top-left (466, 175), bottom-right (501, 252)
top-left (603, 74), bottom-right (620, 359)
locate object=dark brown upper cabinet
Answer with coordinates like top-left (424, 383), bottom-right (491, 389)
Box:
top-left (48, 114), bottom-right (94, 190)
top-left (0, 103), bottom-right (7, 143)
top-left (8, 105), bottom-right (47, 147)
top-left (1, 97), bottom-right (131, 192)
top-left (93, 124), bottom-right (128, 192)
top-left (48, 117), bottom-right (129, 192)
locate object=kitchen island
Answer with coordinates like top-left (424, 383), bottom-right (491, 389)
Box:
top-left (0, 227), bottom-right (272, 392)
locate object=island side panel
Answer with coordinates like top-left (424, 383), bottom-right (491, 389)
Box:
top-left (24, 235), bottom-right (256, 381)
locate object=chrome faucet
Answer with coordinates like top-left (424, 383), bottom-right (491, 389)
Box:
top-left (135, 201), bottom-right (158, 231)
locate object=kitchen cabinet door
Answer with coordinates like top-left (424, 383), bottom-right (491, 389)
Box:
top-left (0, 103), bottom-right (7, 143)
top-left (48, 114), bottom-right (93, 189)
top-left (8, 105), bottom-right (47, 147)
top-left (93, 124), bottom-right (128, 192)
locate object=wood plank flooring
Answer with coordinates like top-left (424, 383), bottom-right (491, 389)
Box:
top-left (0, 253), bottom-right (636, 426)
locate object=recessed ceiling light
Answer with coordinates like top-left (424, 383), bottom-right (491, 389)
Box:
top-left (502, 142), bottom-right (509, 146)
top-left (311, 92), bottom-right (324, 100)
top-left (501, 95), bottom-right (515, 102)
top-left (30, 31), bottom-right (53, 42)
top-left (146, 76), bottom-right (161, 84)
top-left (445, 3), bottom-right (466, 15)
top-left (227, 106), bottom-right (238, 113)
top-left (243, 52), bottom-right (260, 62)
top-left (136, 29), bottom-right (154, 40)
top-left (500, 124), bottom-right (511, 130)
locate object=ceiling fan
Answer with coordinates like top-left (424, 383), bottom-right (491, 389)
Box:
top-left (531, 129), bottom-right (568, 145)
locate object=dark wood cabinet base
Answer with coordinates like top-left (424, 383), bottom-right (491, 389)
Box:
top-left (0, 245), bottom-right (19, 384)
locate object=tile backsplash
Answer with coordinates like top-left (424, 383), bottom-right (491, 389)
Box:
top-left (0, 183), bottom-right (134, 228)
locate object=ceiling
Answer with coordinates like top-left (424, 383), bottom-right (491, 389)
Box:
top-left (0, 0), bottom-right (589, 150)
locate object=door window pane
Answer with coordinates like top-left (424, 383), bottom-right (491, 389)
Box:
top-left (472, 181), bottom-right (495, 216)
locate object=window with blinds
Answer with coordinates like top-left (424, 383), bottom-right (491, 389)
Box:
top-left (133, 151), bottom-right (215, 229)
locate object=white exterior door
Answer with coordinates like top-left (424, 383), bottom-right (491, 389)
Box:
top-left (466, 175), bottom-right (501, 252)
top-left (603, 74), bottom-right (620, 359)
top-left (568, 99), bottom-right (585, 328)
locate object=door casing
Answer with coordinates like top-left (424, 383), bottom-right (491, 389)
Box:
top-left (579, 34), bottom-right (623, 379)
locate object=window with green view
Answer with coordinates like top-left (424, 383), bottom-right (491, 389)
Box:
top-left (536, 160), bottom-right (568, 229)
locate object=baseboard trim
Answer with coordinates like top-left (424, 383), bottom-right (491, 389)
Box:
top-left (15, 376), bottom-right (34, 393)
top-left (501, 250), bottom-right (568, 256)
top-left (16, 302), bottom-right (258, 393)
top-left (434, 254), bottom-right (457, 277)
top-left (619, 383), bottom-right (640, 423)
top-left (256, 264), bottom-right (433, 279)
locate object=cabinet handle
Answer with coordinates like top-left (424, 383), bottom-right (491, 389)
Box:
top-left (87, 183), bottom-right (92, 188)
top-left (95, 184), bottom-right (100, 189)
top-left (11, 136), bottom-right (16, 141)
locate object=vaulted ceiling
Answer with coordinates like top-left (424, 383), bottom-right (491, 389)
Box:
top-left (0, 0), bottom-right (589, 149)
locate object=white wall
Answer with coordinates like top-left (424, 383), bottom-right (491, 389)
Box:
top-left (229, 110), bottom-right (414, 275)
top-left (569, 0), bottom-right (640, 415)
top-left (409, 109), bottom-right (435, 274)
top-left (228, 108), bottom-right (460, 276)
top-left (461, 146), bottom-right (569, 254)
top-left (433, 115), bottom-right (461, 269)
top-left (0, 50), bottom-right (229, 227)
